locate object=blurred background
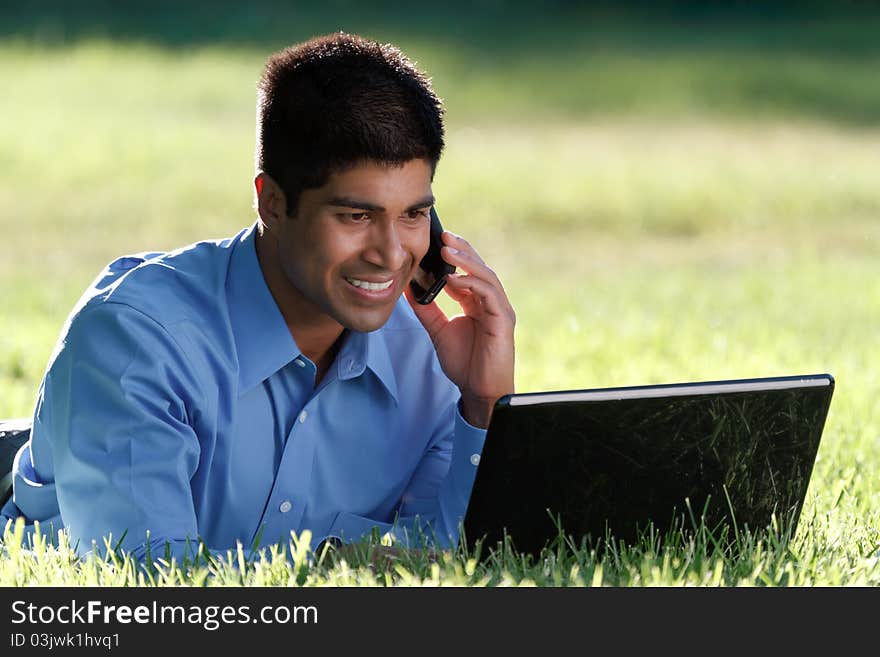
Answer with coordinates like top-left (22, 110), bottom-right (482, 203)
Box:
top-left (1, 2), bottom-right (878, 518)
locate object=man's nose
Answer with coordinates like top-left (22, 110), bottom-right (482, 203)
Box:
top-left (366, 221), bottom-right (407, 271)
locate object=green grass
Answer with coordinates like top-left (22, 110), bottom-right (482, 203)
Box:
top-left (1, 16), bottom-right (879, 585)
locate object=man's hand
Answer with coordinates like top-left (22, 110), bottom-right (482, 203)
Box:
top-left (404, 230), bottom-right (515, 429)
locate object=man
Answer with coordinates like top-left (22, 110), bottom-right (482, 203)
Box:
top-left (1, 33), bottom-right (515, 563)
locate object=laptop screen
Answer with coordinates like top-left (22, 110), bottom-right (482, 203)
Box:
top-left (463, 375), bottom-right (834, 555)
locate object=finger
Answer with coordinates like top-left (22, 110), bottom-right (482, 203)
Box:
top-left (442, 278), bottom-right (482, 316)
top-left (441, 245), bottom-right (504, 290)
top-left (442, 282), bottom-right (475, 305)
top-left (445, 273), bottom-right (515, 325)
top-left (442, 231), bottom-right (487, 267)
top-left (403, 281), bottom-right (449, 340)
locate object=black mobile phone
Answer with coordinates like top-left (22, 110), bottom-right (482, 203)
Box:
top-left (410, 207), bottom-right (455, 305)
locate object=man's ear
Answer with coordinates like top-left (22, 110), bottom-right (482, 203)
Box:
top-left (254, 172), bottom-right (289, 232)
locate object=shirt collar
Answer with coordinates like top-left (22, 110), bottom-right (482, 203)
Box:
top-left (227, 222), bottom-right (300, 393)
top-left (336, 328), bottom-right (399, 405)
top-left (227, 222), bottom-right (399, 402)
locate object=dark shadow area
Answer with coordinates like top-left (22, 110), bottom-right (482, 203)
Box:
top-left (3, 1), bottom-right (880, 54)
top-left (3, 1), bottom-right (880, 124)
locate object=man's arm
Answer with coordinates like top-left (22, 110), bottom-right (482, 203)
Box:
top-left (391, 397), bottom-right (486, 549)
top-left (391, 229), bottom-right (515, 549)
top-left (34, 301), bottom-right (211, 563)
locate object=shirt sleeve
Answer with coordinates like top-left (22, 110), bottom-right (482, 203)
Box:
top-left (35, 301), bottom-right (214, 564)
top-left (391, 398), bottom-right (487, 550)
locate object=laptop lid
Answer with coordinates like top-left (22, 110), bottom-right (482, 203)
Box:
top-left (462, 374), bottom-right (834, 556)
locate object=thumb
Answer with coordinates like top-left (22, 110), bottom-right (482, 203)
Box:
top-left (404, 282), bottom-right (448, 340)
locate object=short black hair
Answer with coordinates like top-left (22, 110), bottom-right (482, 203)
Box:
top-left (256, 32), bottom-right (445, 216)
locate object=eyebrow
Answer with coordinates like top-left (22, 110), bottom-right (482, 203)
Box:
top-left (326, 195), bottom-right (435, 213)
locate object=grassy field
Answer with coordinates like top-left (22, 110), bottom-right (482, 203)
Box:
top-left (1, 8), bottom-right (879, 585)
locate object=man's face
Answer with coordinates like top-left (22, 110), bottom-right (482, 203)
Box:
top-left (274, 158), bottom-right (434, 333)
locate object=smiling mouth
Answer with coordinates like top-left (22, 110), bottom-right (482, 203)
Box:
top-left (344, 276), bottom-right (395, 291)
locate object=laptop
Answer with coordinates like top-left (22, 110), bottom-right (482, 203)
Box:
top-left (0, 417), bottom-right (31, 506)
top-left (462, 374), bottom-right (834, 556)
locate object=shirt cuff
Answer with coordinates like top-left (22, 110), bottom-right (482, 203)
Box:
top-left (453, 397), bottom-right (488, 474)
top-left (6, 442), bottom-right (61, 523)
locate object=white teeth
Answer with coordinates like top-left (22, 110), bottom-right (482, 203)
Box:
top-left (346, 277), bottom-right (393, 291)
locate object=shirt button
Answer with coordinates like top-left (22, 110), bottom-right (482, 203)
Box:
top-left (470, 454), bottom-right (481, 466)
top-left (279, 500), bottom-right (292, 513)
top-left (294, 358), bottom-right (306, 368)
top-left (299, 410), bottom-right (308, 423)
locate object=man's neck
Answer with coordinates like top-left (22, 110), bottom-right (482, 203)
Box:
top-left (313, 330), bottom-right (347, 387)
top-left (254, 224), bottom-right (345, 373)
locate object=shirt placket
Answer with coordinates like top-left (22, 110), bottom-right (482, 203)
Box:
top-left (250, 362), bottom-right (333, 548)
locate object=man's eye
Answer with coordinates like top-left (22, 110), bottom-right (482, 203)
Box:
top-left (343, 212), bottom-right (370, 222)
top-left (405, 209), bottom-right (429, 221)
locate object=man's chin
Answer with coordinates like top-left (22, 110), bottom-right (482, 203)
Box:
top-left (337, 303), bottom-right (398, 333)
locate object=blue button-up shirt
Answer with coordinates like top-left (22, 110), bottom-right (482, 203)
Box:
top-left (1, 223), bottom-right (486, 560)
